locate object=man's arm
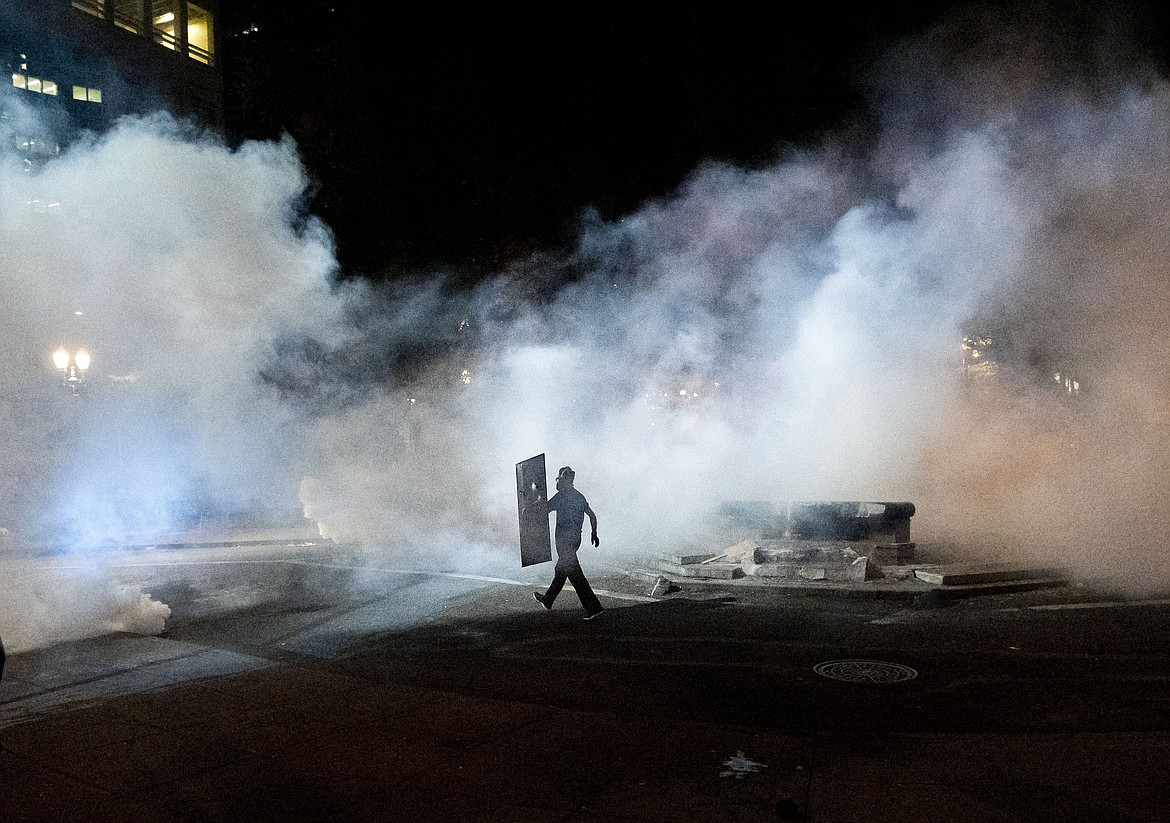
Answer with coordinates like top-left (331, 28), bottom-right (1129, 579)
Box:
top-left (587, 506), bottom-right (599, 547)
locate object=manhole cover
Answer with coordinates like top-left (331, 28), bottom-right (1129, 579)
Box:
top-left (813, 660), bottom-right (918, 683)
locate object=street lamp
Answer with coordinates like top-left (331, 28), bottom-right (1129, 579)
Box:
top-left (52, 347), bottom-right (91, 394)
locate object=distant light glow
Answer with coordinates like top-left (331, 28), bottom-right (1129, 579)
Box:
top-left (74, 349), bottom-right (91, 371)
top-left (52, 348), bottom-right (70, 370)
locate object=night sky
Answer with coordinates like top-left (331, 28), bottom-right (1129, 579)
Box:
top-left (219, 1), bottom-right (1170, 282)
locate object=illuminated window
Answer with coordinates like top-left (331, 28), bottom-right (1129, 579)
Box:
top-left (152, 0), bottom-right (179, 51)
top-left (13, 75), bottom-right (58, 96)
top-left (187, 3), bottom-right (215, 64)
top-left (71, 0), bottom-right (106, 18)
top-left (112, 0), bottom-right (141, 33)
top-left (72, 85), bottom-right (103, 103)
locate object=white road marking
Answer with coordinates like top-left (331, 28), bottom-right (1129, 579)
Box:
top-left (55, 557), bottom-right (658, 603)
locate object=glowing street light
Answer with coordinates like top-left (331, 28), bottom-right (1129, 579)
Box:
top-left (52, 347), bottom-right (91, 394)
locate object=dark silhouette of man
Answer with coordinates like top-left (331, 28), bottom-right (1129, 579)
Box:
top-left (533, 465), bottom-right (604, 619)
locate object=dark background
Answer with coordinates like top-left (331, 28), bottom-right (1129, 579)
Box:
top-left (217, 2), bottom-right (1170, 282)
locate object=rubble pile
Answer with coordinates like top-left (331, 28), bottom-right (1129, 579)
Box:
top-left (654, 501), bottom-right (917, 584)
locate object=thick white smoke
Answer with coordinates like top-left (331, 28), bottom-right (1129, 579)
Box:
top-left (295, 19), bottom-right (1170, 592)
top-left (0, 108), bottom-right (349, 650)
top-left (0, 112), bottom-right (344, 544)
top-left (4, 11), bottom-right (1170, 652)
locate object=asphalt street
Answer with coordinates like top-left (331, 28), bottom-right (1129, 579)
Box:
top-left (2, 542), bottom-right (1168, 821)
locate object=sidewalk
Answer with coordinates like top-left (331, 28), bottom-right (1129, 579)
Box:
top-left (2, 634), bottom-right (1166, 822)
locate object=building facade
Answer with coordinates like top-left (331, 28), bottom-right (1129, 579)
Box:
top-left (1, 0), bottom-right (222, 163)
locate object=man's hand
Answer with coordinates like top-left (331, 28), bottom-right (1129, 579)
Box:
top-left (591, 532), bottom-right (600, 547)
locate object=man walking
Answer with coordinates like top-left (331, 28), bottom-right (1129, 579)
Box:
top-left (534, 466), bottom-right (604, 619)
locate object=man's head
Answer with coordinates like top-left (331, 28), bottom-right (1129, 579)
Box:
top-left (556, 466), bottom-right (575, 490)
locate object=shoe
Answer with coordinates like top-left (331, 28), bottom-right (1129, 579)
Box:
top-left (583, 608), bottom-right (603, 620)
top-left (533, 592), bottom-right (552, 610)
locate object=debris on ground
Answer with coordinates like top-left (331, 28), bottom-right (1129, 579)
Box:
top-left (647, 575), bottom-right (680, 597)
top-left (643, 500), bottom-right (1068, 597)
top-left (654, 500), bottom-right (917, 585)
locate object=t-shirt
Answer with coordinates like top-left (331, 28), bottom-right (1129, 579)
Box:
top-left (547, 488), bottom-right (592, 544)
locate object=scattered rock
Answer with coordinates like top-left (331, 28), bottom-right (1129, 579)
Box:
top-left (845, 555), bottom-right (868, 583)
top-left (648, 575), bottom-right (679, 597)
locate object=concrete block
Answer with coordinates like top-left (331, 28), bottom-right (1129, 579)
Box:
top-left (657, 561), bottom-right (743, 579)
top-left (817, 557), bottom-right (869, 582)
top-left (742, 562), bottom-right (799, 578)
top-left (862, 556), bottom-right (885, 580)
top-left (696, 562), bottom-right (745, 579)
top-left (798, 567), bottom-right (826, 580)
top-left (847, 556), bottom-right (869, 582)
top-left (657, 551), bottom-right (717, 566)
top-left (862, 542), bottom-right (917, 564)
top-left (648, 575), bottom-right (677, 597)
top-left (882, 566), bottom-right (916, 581)
top-left (914, 563), bottom-right (1067, 586)
top-left (753, 547), bottom-right (800, 563)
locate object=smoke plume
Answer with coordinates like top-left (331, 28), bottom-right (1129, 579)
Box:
top-left (4, 6), bottom-right (1170, 651)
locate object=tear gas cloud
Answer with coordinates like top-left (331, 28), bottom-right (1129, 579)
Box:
top-left (4, 12), bottom-right (1170, 651)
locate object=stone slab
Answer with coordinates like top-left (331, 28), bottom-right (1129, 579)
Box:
top-left (656, 551), bottom-right (718, 566)
top-left (914, 563), bottom-right (1068, 586)
top-left (920, 578), bottom-right (1068, 598)
top-left (654, 561), bottom-right (744, 579)
top-left (742, 555), bottom-right (868, 582)
top-left (861, 542), bottom-right (917, 564)
top-left (743, 562), bottom-right (799, 578)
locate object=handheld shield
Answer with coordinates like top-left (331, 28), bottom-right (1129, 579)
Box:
top-left (516, 453), bottom-right (552, 567)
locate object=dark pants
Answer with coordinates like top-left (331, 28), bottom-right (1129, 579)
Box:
top-left (543, 541), bottom-right (602, 614)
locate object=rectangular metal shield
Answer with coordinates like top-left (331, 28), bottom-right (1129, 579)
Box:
top-left (516, 453), bottom-right (552, 567)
